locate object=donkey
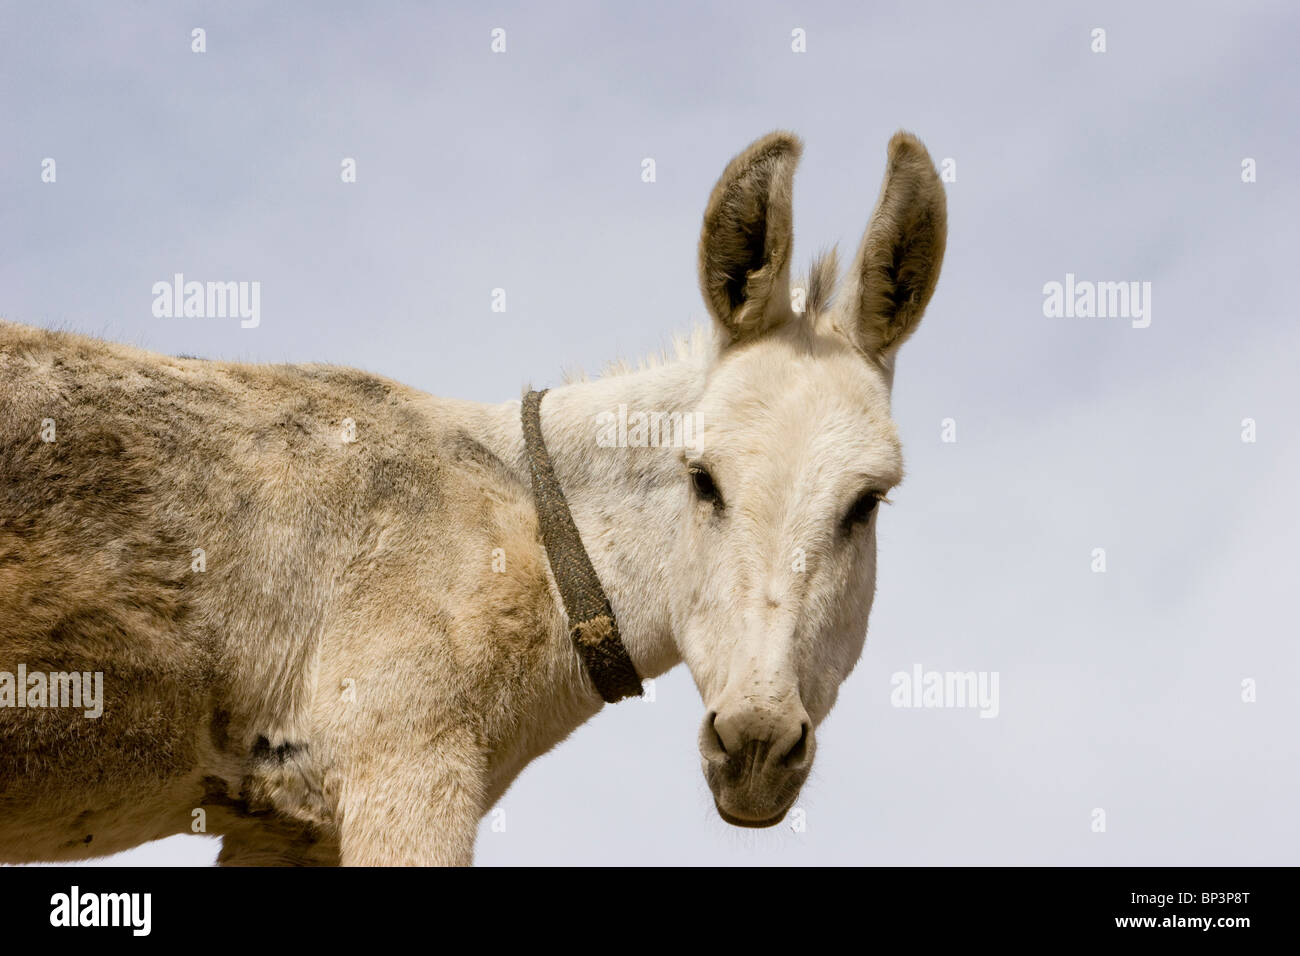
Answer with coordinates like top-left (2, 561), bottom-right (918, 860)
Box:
top-left (0, 130), bottom-right (945, 865)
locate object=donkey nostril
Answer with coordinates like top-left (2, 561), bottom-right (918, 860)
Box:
top-left (780, 722), bottom-right (811, 768)
top-left (700, 711), bottom-right (730, 759)
top-left (710, 713), bottom-right (729, 756)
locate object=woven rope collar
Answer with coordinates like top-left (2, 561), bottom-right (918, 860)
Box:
top-left (521, 389), bottom-right (642, 703)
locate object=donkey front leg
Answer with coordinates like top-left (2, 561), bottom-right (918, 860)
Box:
top-left (335, 732), bottom-right (486, 866)
top-left (217, 817), bottom-right (341, 867)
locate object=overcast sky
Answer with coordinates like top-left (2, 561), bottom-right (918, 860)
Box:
top-left (4, 0), bottom-right (1297, 865)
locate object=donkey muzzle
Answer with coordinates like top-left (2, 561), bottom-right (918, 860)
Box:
top-left (698, 705), bottom-right (815, 827)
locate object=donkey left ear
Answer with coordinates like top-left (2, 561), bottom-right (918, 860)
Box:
top-left (841, 131), bottom-right (947, 360)
top-left (698, 131), bottom-right (802, 342)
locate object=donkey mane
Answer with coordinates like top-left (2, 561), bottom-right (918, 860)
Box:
top-left (560, 325), bottom-right (713, 385)
top-left (563, 250), bottom-right (841, 385)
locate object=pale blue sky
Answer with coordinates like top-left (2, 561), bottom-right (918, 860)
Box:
top-left (3, 0), bottom-right (1297, 865)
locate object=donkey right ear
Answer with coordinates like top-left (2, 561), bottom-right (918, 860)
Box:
top-left (840, 132), bottom-right (947, 361)
top-left (698, 131), bottom-right (802, 342)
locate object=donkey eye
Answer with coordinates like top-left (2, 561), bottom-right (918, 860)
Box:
top-left (689, 465), bottom-right (723, 508)
top-left (842, 490), bottom-right (882, 531)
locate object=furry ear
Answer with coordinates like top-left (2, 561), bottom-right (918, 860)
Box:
top-left (698, 131), bottom-right (802, 342)
top-left (840, 132), bottom-right (947, 360)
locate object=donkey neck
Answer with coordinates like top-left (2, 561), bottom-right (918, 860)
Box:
top-left (476, 353), bottom-right (708, 683)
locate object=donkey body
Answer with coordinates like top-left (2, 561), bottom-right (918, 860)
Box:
top-left (0, 131), bottom-right (946, 865)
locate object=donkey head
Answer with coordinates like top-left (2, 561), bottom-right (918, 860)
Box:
top-left (673, 131), bottom-right (947, 827)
